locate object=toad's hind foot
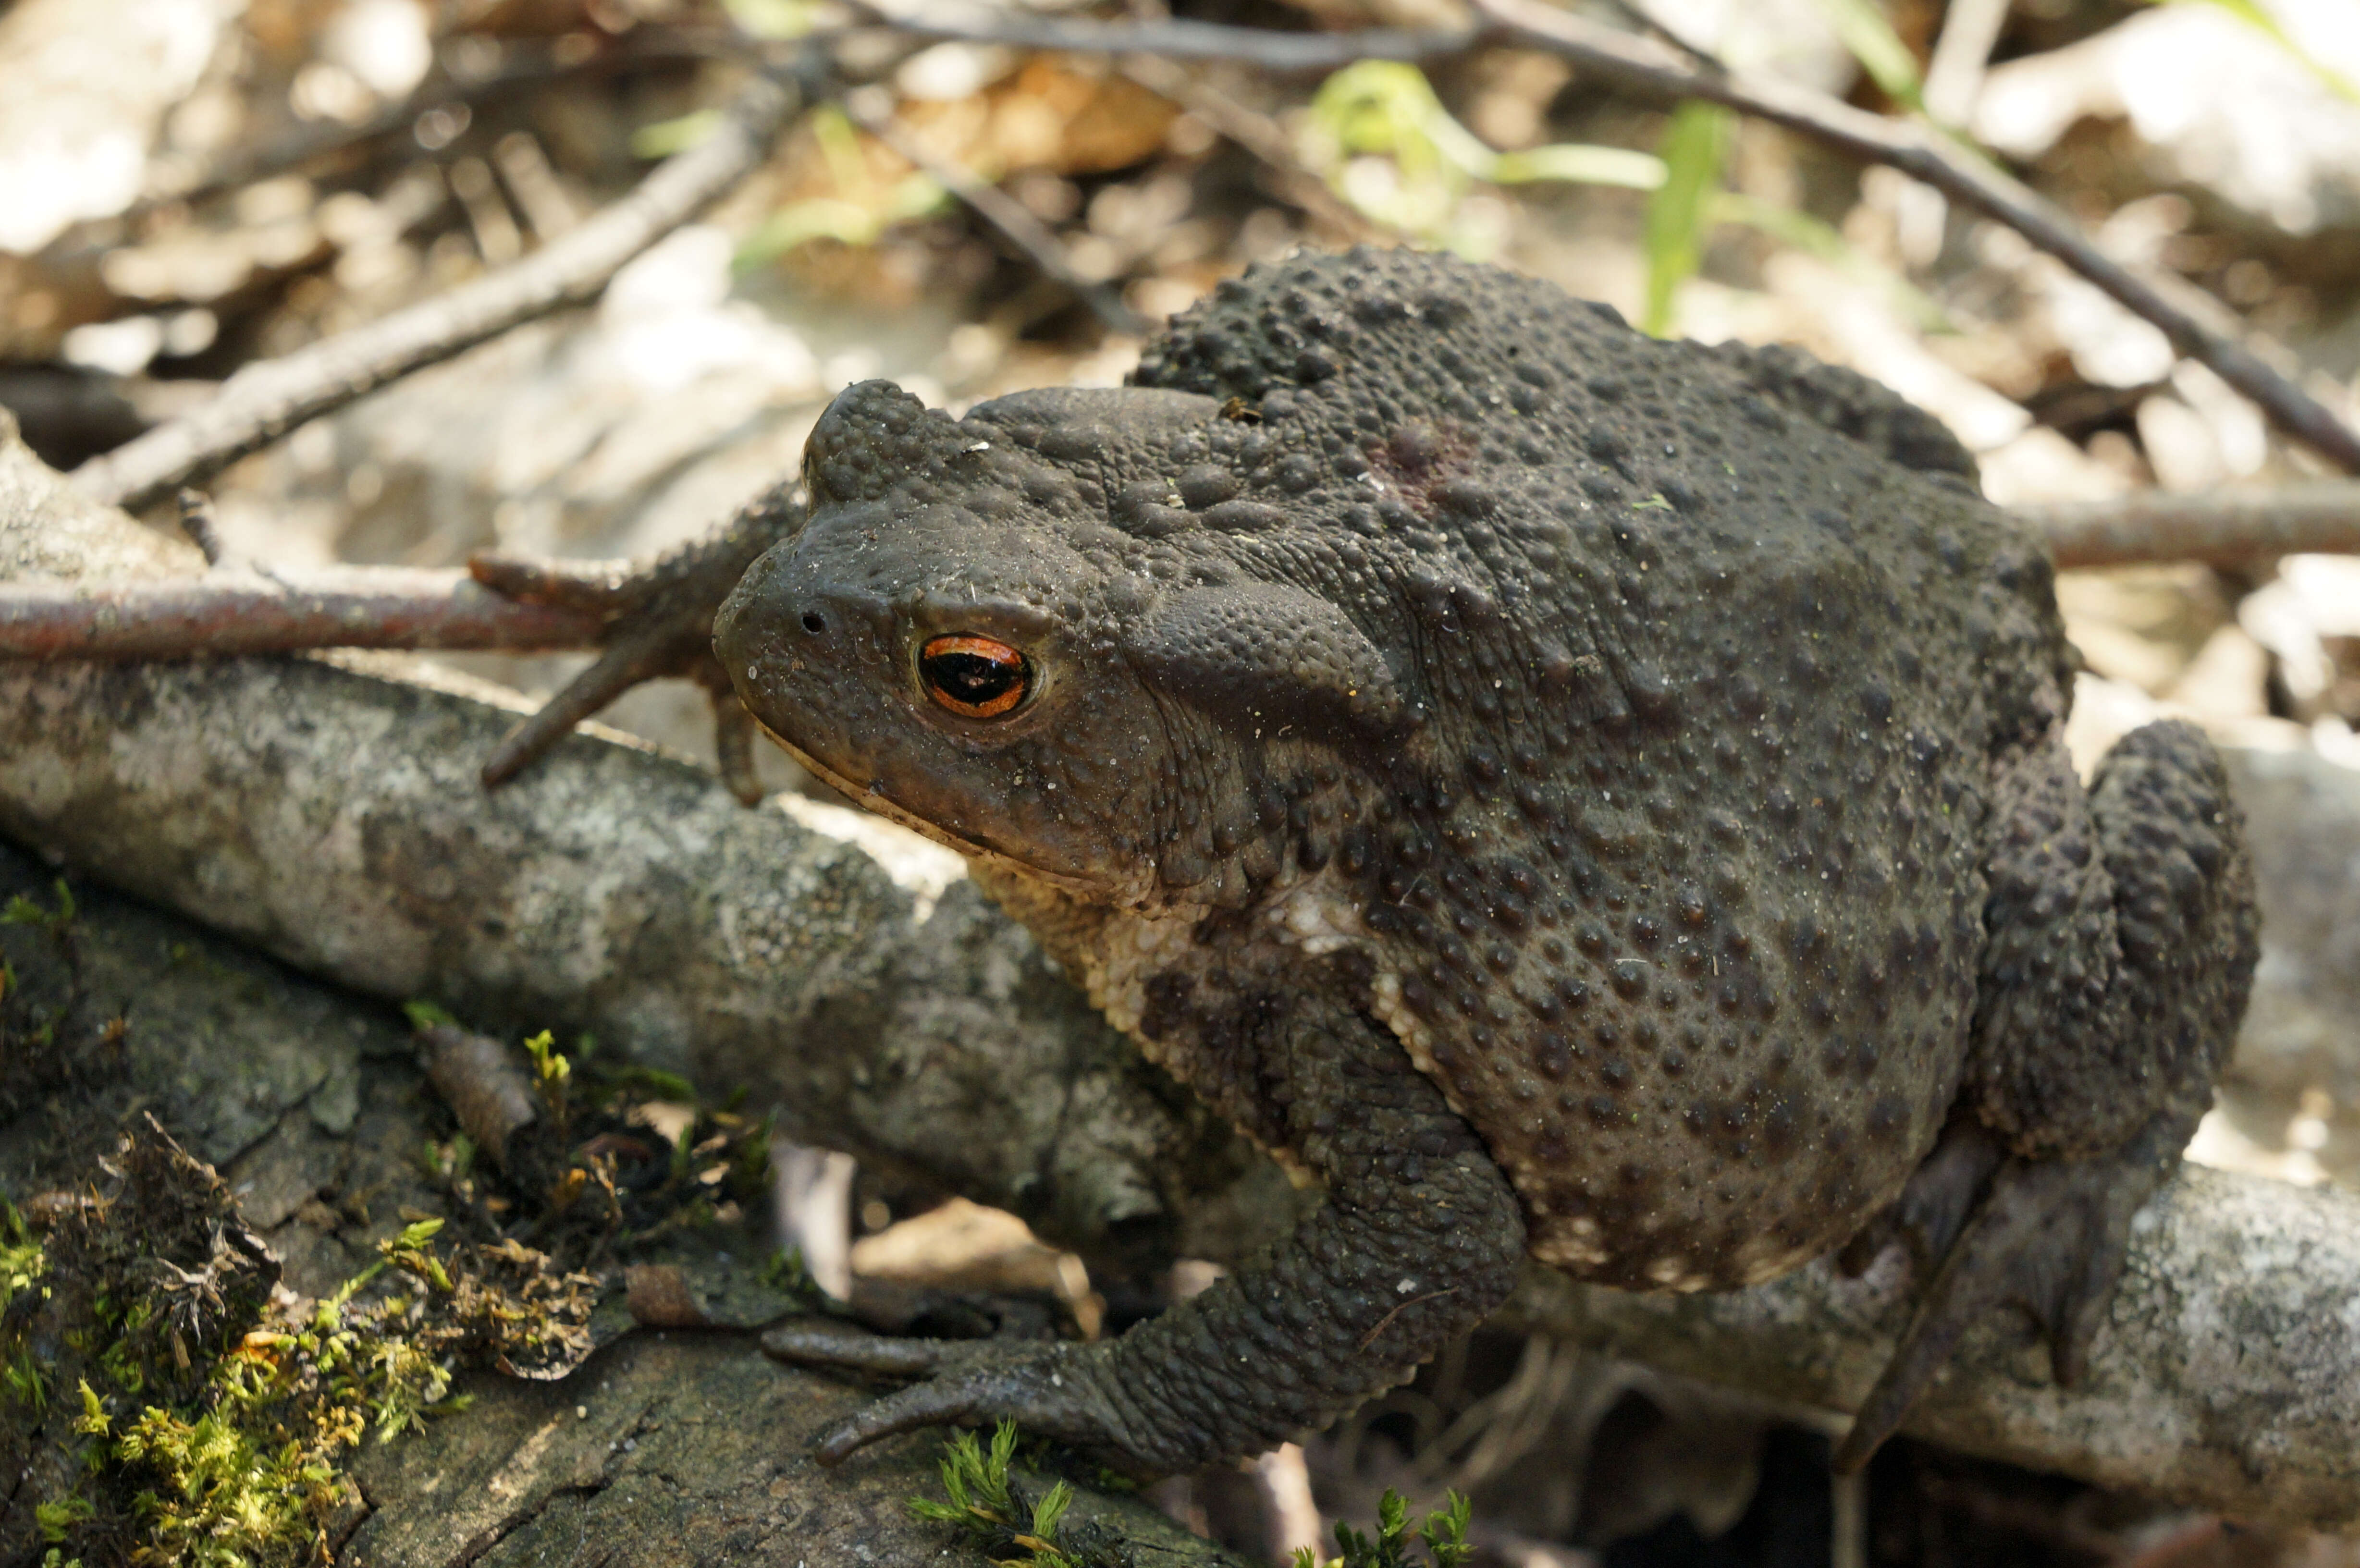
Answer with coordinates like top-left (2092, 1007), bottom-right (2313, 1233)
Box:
top-left (1831, 1112), bottom-right (2183, 1473)
top-left (762, 1320), bottom-right (1150, 1472)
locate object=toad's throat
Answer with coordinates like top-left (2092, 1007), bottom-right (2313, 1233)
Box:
top-left (748, 718), bottom-right (1109, 900)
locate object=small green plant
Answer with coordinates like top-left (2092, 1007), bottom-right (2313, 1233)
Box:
top-left (1302, 61), bottom-right (1662, 252)
top-left (1297, 62), bottom-right (1940, 337)
top-left (401, 999), bottom-right (456, 1031)
top-left (1, 879), bottom-right (77, 934)
top-left (738, 105), bottom-right (947, 267)
top-left (5, 1349), bottom-right (49, 1413)
top-left (34, 1495), bottom-right (93, 1543)
top-left (908, 1421), bottom-right (1081, 1567)
top-left (17, 1123), bottom-right (602, 1564)
top-left (1294, 1488), bottom-right (1473, 1568)
top-left (1641, 101), bottom-right (1735, 338)
top-left (758, 1245), bottom-right (825, 1306)
top-left (1805, 0), bottom-right (1928, 114)
top-left (110, 1401), bottom-right (345, 1566)
top-left (523, 1029), bottom-right (572, 1128)
top-left (1, 1200), bottom-right (46, 1311)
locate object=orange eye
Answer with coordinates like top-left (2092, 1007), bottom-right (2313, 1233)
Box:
top-left (919, 634), bottom-right (1031, 719)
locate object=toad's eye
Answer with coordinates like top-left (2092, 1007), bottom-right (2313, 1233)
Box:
top-left (919, 635), bottom-right (1031, 719)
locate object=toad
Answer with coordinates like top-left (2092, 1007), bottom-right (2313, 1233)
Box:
top-left (717, 247), bottom-right (2256, 1476)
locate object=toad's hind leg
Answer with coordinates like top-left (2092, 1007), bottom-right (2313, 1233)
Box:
top-left (1833, 720), bottom-right (2256, 1471)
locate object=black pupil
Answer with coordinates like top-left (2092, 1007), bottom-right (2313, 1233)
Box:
top-left (927, 652), bottom-right (1019, 704)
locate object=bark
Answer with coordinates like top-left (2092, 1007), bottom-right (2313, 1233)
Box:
top-left (2029, 481), bottom-right (2360, 570)
top-left (7, 413), bottom-right (2360, 1526)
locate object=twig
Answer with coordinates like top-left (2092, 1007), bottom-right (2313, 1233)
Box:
top-left (1113, 59), bottom-right (1378, 242)
top-left (0, 565), bottom-right (602, 661)
top-left (7, 478), bottom-right (2358, 662)
top-left (2028, 481), bottom-right (2360, 569)
top-left (851, 0), bottom-right (1476, 70)
top-left (70, 65), bottom-right (807, 514)
top-left (467, 480), bottom-right (803, 800)
top-left (838, 98), bottom-right (1150, 336)
top-left (1463, 0), bottom-right (2360, 475)
top-left (130, 34), bottom-right (711, 218)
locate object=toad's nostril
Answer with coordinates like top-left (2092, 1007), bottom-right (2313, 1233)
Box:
top-left (800, 611), bottom-right (827, 636)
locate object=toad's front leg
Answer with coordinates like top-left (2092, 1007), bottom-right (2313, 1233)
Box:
top-left (763, 997), bottom-right (1525, 1477)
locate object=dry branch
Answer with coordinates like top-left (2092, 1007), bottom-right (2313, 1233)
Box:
top-left (842, 97), bottom-right (1150, 337)
top-left (855, 0), bottom-right (1475, 69)
top-left (9, 413), bottom-right (2360, 1527)
top-left (1512, 1163), bottom-right (2360, 1529)
top-left (69, 66), bottom-right (804, 514)
top-left (0, 564), bottom-right (603, 660)
top-left (2031, 481), bottom-right (2360, 570)
top-left (9, 478), bottom-right (2354, 665)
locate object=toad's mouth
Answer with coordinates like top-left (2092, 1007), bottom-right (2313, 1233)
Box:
top-left (749, 718), bottom-right (1111, 901)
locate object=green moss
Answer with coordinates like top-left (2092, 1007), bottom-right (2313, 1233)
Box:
top-left (908, 1421), bottom-right (1083, 1568)
top-left (1, 1200), bottom-right (47, 1307)
top-left (12, 1123), bottom-right (603, 1565)
top-left (12, 993), bottom-right (779, 1564)
top-left (1294, 1489), bottom-right (1473, 1568)
top-left (1, 878), bottom-right (77, 933)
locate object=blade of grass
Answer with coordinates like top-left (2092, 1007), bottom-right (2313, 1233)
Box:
top-left (1807, 0), bottom-right (1929, 112)
top-left (1642, 100), bottom-right (1733, 336)
top-left (1492, 144), bottom-right (1667, 188)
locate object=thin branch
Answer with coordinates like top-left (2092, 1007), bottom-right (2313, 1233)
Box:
top-left (2028, 481), bottom-right (2360, 570)
top-left (0, 565), bottom-right (602, 661)
top-left (1113, 58), bottom-right (1380, 242)
top-left (6, 479), bottom-right (2352, 664)
top-left (851, 0), bottom-right (1476, 70)
top-left (130, 33), bottom-right (721, 218)
top-left (839, 98), bottom-right (1150, 337)
top-left (1462, 0), bottom-right (2360, 475)
top-left (70, 65), bottom-right (807, 514)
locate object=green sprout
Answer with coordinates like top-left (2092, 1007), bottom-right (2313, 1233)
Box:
top-left (1, 880), bottom-right (77, 933)
top-left (1642, 101), bottom-right (1734, 337)
top-left (1294, 1488), bottom-right (1473, 1568)
top-left (908, 1421), bottom-right (1082, 1567)
top-left (401, 998), bottom-right (457, 1031)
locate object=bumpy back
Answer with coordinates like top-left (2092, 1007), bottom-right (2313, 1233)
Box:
top-left (1133, 245), bottom-right (1979, 489)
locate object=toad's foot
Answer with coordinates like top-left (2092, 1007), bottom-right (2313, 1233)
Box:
top-left (763, 1321), bottom-right (1153, 1473)
top-left (1831, 1111), bottom-right (2181, 1473)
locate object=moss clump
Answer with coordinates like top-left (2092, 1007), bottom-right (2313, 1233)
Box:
top-left (3, 883), bottom-right (772, 1568)
top-left (908, 1421), bottom-right (1083, 1567)
top-left (1294, 1490), bottom-right (1473, 1568)
top-left (8, 1122), bottom-right (603, 1567)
